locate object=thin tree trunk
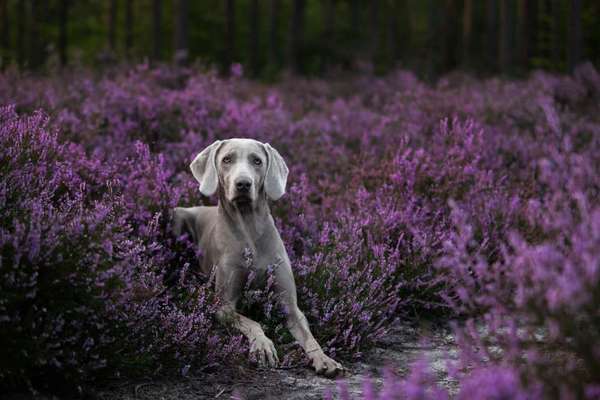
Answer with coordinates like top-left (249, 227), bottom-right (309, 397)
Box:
top-left (568, 0), bottom-right (582, 71)
top-left (517, 0), bottom-right (528, 69)
top-left (290, 0), bottom-right (306, 74)
top-left (59, 0), bottom-right (69, 66)
top-left (249, 0), bottom-right (259, 76)
top-left (526, 0), bottom-right (538, 69)
top-left (174, 0), bottom-right (188, 64)
top-left (369, 0), bottom-right (379, 68)
top-left (29, 0), bottom-right (41, 68)
top-left (396, 0), bottom-right (411, 64)
top-left (350, 0), bottom-right (362, 64)
top-left (224, 0), bottom-right (236, 74)
top-left (427, 0), bottom-right (439, 77)
top-left (442, 0), bottom-right (458, 71)
top-left (1, 0), bottom-right (9, 67)
top-left (386, 1), bottom-right (399, 65)
top-left (551, 0), bottom-right (561, 69)
top-left (486, 0), bottom-right (498, 71)
top-left (498, 0), bottom-right (508, 73)
top-left (269, 0), bottom-right (280, 69)
top-left (499, 0), bottom-right (509, 73)
top-left (109, 0), bottom-right (117, 52)
top-left (541, 0), bottom-right (553, 67)
top-left (17, 0), bottom-right (25, 67)
top-left (462, 0), bottom-right (473, 67)
top-left (322, 0), bottom-right (335, 70)
top-left (351, 0), bottom-right (360, 37)
top-left (508, 0), bottom-right (517, 69)
top-left (152, 0), bottom-right (162, 61)
top-left (125, 0), bottom-right (133, 58)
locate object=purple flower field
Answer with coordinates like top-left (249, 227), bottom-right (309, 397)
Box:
top-left (1, 63), bottom-right (599, 398)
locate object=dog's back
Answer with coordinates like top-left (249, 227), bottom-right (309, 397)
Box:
top-left (172, 206), bottom-right (219, 274)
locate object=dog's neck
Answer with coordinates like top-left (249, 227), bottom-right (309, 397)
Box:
top-left (217, 190), bottom-right (271, 246)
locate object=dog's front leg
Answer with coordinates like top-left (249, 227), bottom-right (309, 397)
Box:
top-left (285, 305), bottom-right (344, 377)
top-left (215, 267), bottom-right (279, 367)
top-left (274, 262), bottom-right (344, 377)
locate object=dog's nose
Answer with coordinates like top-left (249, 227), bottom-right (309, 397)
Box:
top-left (235, 178), bottom-right (252, 192)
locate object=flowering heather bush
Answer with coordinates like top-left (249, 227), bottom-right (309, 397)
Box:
top-left (0, 105), bottom-right (244, 390)
top-left (437, 173), bottom-right (600, 396)
top-left (1, 63), bottom-right (599, 395)
top-left (328, 362), bottom-right (542, 400)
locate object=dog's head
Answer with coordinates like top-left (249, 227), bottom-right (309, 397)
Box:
top-left (190, 139), bottom-right (288, 207)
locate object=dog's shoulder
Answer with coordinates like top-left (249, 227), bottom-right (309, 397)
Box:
top-left (172, 206), bottom-right (218, 240)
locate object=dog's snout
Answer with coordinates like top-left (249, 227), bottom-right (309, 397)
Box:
top-left (235, 178), bottom-right (252, 192)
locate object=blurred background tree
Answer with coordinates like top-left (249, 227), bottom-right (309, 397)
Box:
top-left (0, 0), bottom-right (597, 78)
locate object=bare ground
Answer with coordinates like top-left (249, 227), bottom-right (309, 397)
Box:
top-left (4, 323), bottom-right (458, 399)
top-left (92, 322), bottom-right (459, 400)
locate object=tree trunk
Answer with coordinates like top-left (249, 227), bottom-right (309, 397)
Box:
top-left (540, 0), bottom-right (553, 68)
top-left (29, 0), bottom-right (42, 68)
top-left (224, 0), bottom-right (236, 74)
top-left (551, 0), bottom-right (561, 69)
top-left (109, 0), bottom-right (117, 52)
top-left (351, 0), bottom-right (360, 37)
top-left (568, 0), bottom-right (582, 71)
top-left (499, 0), bottom-right (513, 73)
top-left (174, 0), bottom-right (189, 64)
top-left (125, 0), bottom-right (133, 58)
top-left (442, 0), bottom-right (458, 72)
top-left (396, 0), bottom-right (411, 64)
top-left (268, 0), bottom-right (280, 69)
top-left (290, 0), bottom-right (306, 74)
top-left (369, 0), bottom-right (379, 68)
top-left (486, 0), bottom-right (498, 71)
top-left (59, 0), bottom-right (69, 66)
top-left (152, 0), bottom-right (162, 61)
top-left (528, 0), bottom-right (538, 67)
top-left (1, 0), bottom-right (9, 67)
top-left (17, 0), bottom-right (25, 67)
top-left (520, 0), bottom-right (538, 70)
top-left (462, 0), bottom-right (473, 68)
top-left (322, 0), bottom-right (335, 70)
top-left (427, 0), bottom-right (440, 77)
top-left (386, 1), bottom-right (399, 65)
top-left (249, 0), bottom-right (259, 76)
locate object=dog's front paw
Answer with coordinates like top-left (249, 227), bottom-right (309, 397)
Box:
top-left (249, 335), bottom-right (279, 368)
top-left (310, 352), bottom-right (344, 378)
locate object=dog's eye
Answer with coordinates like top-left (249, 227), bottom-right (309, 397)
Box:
top-left (253, 158), bottom-right (262, 166)
top-left (222, 156), bottom-right (232, 164)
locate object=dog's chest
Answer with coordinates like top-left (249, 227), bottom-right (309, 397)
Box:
top-left (238, 247), bottom-right (282, 289)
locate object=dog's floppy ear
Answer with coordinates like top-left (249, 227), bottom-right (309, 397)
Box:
top-left (263, 143), bottom-right (289, 201)
top-left (190, 140), bottom-right (223, 196)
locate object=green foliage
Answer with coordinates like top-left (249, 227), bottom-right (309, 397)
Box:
top-left (1, 0), bottom-right (599, 77)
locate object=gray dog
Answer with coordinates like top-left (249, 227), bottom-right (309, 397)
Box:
top-left (173, 138), bottom-right (343, 377)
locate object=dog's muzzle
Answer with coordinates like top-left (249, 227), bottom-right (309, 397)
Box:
top-left (233, 177), bottom-right (253, 204)
top-left (235, 178), bottom-right (252, 193)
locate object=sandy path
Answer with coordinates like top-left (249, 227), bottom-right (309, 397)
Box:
top-left (95, 323), bottom-right (459, 400)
